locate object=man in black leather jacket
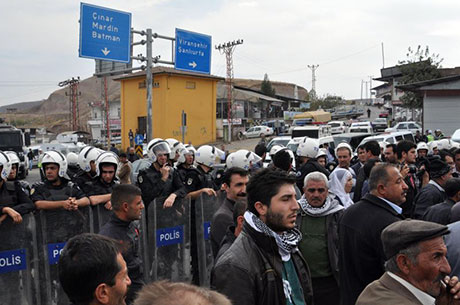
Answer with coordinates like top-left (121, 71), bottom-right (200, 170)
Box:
top-left (212, 168), bottom-right (313, 305)
top-left (99, 184), bottom-right (144, 305)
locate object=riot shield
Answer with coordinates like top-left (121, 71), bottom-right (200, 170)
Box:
top-left (93, 204), bottom-right (113, 232)
top-left (37, 207), bottom-right (92, 305)
top-left (145, 196), bottom-right (191, 282)
top-left (195, 193), bottom-right (222, 287)
top-left (0, 213), bottom-right (40, 305)
top-left (138, 208), bottom-right (150, 283)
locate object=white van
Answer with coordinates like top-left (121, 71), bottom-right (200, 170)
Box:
top-left (357, 131), bottom-right (415, 148)
top-left (291, 125), bottom-right (332, 139)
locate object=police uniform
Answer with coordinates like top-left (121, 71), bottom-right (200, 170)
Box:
top-left (86, 177), bottom-right (119, 197)
top-left (176, 163), bottom-right (194, 184)
top-left (99, 214), bottom-right (143, 304)
top-left (296, 158), bottom-right (330, 191)
top-left (30, 180), bottom-right (86, 203)
top-left (184, 165), bottom-right (219, 193)
top-left (66, 165), bottom-right (80, 181)
top-left (0, 180), bottom-right (35, 215)
top-left (137, 164), bottom-right (186, 207)
top-left (73, 170), bottom-right (96, 196)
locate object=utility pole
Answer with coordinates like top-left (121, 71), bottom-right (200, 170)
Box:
top-left (308, 64), bottom-right (319, 100)
top-left (59, 77), bottom-right (81, 131)
top-left (368, 75), bottom-right (373, 104)
top-left (216, 39), bottom-right (243, 143)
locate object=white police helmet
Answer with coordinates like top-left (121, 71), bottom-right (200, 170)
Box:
top-left (316, 148), bottom-right (328, 159)
top-left (185, 144), bottom-right (197, 155)
top-left (428, 140), bottom-right (438, 154)
top-left (296, 138), bottom-right (320, 158)
top-left (165, 138), bottom-right (186, 160)
top-left (78, 146), bottom-right (102, 173)
top-left (147, 138), bottom-right (171, 162)
top-left (0, 151), bottom-right (12, 180)
top-left (177, 148), bottom-right (194, 164)
top-left (66, 152), bottom-right (79, 166)
top-left (195, 145), bottom-right (225, 168)
top-left (95, 152), bottom-right (119, 177)
top-left (41, 150), bottom-right (68, 178)
top-left (416, 142), bottom-right (429, 152)
top-left (4, 151), bottom-right (20, 165)
top-left (437, 139), bottom-right (452, 151)
top-left (269, 145), bottom-right (284, 157)
top-left (226, 149), bottom-right (262, 170)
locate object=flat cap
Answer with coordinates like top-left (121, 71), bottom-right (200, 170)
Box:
top-left (381, 219), bottom-right (449, 260)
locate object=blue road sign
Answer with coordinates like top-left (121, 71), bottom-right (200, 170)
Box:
top-left (134, 134), bottom-right (144, 145)
top-left (175, 28), bottom-right (211, 74)
top-left (79, 3), bottom-right (132, 63)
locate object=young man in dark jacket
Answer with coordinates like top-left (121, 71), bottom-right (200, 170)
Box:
top-left (212, 168), bottom-right (313, 305)
top-left (99, 184), bottom-right (144, 305)
top-left (339, 163), bottom-right (407, 305)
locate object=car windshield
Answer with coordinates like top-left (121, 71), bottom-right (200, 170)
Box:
top-left (330, 123), bottom-right (340, 127)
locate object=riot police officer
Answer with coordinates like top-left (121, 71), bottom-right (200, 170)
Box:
top-left (0, 151), bottom-right (35, 224)
top-left (87, 152), bottom-right (120, 210)
top-left (31, 151), bottom-right (89, 210)
top-left (5, 151), bottom-right (31, 195)
top-left (176, 147), bottom-right (195, 184)
top-left (66, 152), bottom-right (80, 179)
top-left (296, 137), bottom-right (330, 192)
top-left (184, 145), bottom-right (225, 199)
top-left (137, 138), bottom-right (186, 209)
top-left (73, 146), bottom-right (102, 195)
top-left (165, 138), bottom-right (186, 166)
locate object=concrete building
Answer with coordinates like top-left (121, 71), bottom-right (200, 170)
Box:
top-left (397, 75), bottom-right (460, 136)
top-left (115, 66), bottom-right (223, 150)
top-left (87, 100), bottom-right (121, 145)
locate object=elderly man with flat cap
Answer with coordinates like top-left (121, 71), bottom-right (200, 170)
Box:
top-left (357, 219), bottom-right (460, 305)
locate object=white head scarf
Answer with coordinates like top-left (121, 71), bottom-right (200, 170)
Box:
top-left (329, 168), bottom-right (354, 208)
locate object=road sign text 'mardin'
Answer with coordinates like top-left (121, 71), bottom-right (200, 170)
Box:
top-left (92, 12), bottom-right (121, 42)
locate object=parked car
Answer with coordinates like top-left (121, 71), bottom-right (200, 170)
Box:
top-left (329, 121), bottom-right (348, 134)
top-left (357, 131), bottom-right (415, 148)
top-left (242, 125), bottom-right (274, 138)
top-left (385, 121), bottom-right (422, 135)
top-left (262, 120), bottom-right (286, 135)
top-left (349, 121), bottom-right (373, 134)
top-left (266, 136), bottom-right (292, 152)
top-left (291, 125), bottom-right (332, 139)
top-left (379, 111), bottom-right (390, 118)
top-left (371, 118), bottom-right (388, 132)
top-left (332, 132), bottom-right (372, 151)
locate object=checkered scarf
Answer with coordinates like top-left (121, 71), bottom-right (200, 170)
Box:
top-left (244, 211), bottom-right (302, 262)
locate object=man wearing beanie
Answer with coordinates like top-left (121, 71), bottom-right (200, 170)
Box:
top-left (413, 159), bottom-right (452, 219)
top-left (423, 177), bottom-right (460, 225)
top-left (357, 219), bottom-right (460, 305)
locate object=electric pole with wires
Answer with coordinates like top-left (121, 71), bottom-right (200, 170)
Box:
top-left (215, 39), bottom-right (243, 142)
top-left (58, 77), bottom-right (81, 131)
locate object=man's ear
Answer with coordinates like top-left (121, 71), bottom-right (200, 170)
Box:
top-left (94, 283), bottom-right (110, 304)
top-left (222, 183), bottom-right (229, 192)
top-left (396, 254), bottom-right (413, 275)
top-left (236, 215), bottom-right (244, 228)
top-left (377, 183), bottom-right (386, 197)
top-left (122, 202), bottom-right (129, 212)
top-left (254, 201), bottom-right (267, 216)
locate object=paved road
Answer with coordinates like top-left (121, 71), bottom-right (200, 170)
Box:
top-left (25, 167), bottom-right (42, 185)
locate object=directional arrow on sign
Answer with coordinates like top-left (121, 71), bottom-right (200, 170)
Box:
top-left (101, 48), bottom-right (111, 56)
top-left (188, 61), bottom-right (197, 68)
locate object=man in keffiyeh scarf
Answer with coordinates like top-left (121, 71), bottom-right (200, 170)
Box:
top-left (212, 168), bottom-right (313, 305)
top-left (297, 171), bottom-right (344, 305)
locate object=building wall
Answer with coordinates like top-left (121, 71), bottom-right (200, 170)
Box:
top-left (424, 95), bottom-right (460, 136)
top-left (120, 73), bottom-right (217, 150)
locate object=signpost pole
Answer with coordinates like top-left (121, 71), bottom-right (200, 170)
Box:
top-left (146, 29), bottom-right (153, 142)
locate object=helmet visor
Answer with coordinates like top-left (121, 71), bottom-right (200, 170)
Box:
top-left (152, 142), bottom-right (171, 157)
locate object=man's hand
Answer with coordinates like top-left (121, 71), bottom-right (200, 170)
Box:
top-left (104, 201), bottom-right (112, 210)
top-left (201, 188), bottom-right (217, 197)
top-left (62, 199), bottom-right (74, 211)
top-left (160, 164), bottom-right (171, 181)
top-left (400, 163), bottom-right (410, 179)
top-left (68, 197), bottom-right (78, 211)
top-left (2, 207), bottom-right (22, 223)
top-left (163, 193), bottom-right (177, 209)
top-left (436, 276), bottom-right (460, 305)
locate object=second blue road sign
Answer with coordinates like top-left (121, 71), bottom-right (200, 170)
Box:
top-left (175, 28), bottom-right (212, 74)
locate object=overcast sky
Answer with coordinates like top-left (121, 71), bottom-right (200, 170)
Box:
top-left (1, 0), bottom-right (459, 106)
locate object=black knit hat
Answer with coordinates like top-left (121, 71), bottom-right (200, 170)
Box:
top-left (428, 159), bottom-right (451, 178)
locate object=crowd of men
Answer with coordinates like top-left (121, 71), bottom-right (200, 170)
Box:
top-left (5, 131), bottom-right (460, 305)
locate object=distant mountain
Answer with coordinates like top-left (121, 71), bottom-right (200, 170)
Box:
top-left (0, 100), bottom-right (43, 113)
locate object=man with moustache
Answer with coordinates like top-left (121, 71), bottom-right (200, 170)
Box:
top-left (59, 233), bottom-right (131, 305)
top-left (99, 184), bottom-right (144, 305)
top-left (339, 163), bottom-right (407, 305)
top-left (212, 168), bottom-right (313, 305)
top-left (210, 167), bottom-right (249, 258)
top-left (357, 219), bottom-right (460, 305)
